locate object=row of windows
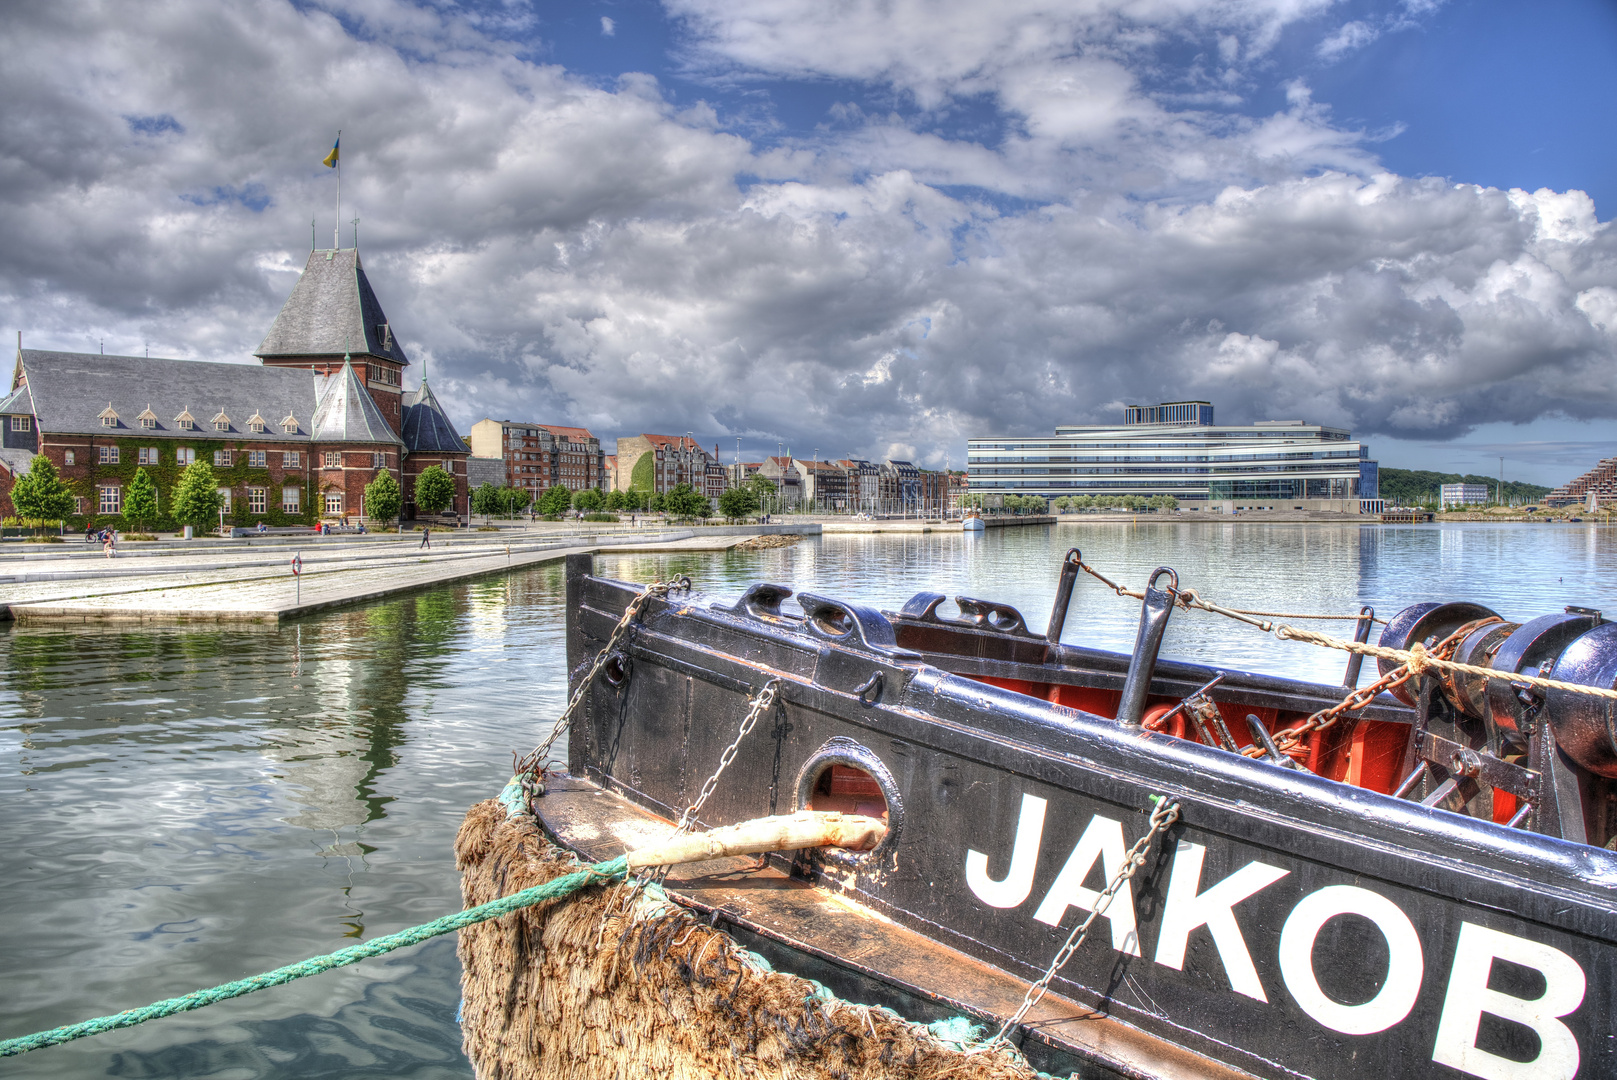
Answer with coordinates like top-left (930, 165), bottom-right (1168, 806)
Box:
top-left (970, 464), bottom-right (1360, 477)
top-left (969, 450), bottom-right (1362, 464)
top-left (62, 447), bottom-right (393, 469)
top-left (92, 485), bottom-right (303, 515)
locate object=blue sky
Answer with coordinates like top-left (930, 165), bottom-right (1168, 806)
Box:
top-left (505, 0), bottom-right (1617, 484)
top-left (3, 0), bottom-right (1615, 486)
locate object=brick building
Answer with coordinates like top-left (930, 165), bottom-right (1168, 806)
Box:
top-left (0, 244), bottom-right (470, 525)
top-left (468, 420), bottom-right (606, 500)
top-left (704, 445), bottom-right (728, 503)
top-left (837, 459), bottom-right (883, 513)
top-left (614, 434), bottom-right (710, 495)
top-left (794, 459), bottom-right (849, 510)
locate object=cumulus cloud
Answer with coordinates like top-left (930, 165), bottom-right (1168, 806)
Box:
top-left (1318, 20), bottom-right (1379, 60)
top-left (0, 0), bottom-right (1611, 471)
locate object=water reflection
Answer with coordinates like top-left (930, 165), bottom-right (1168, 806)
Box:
top-left (3, 524), bottom-right (1615, 1078)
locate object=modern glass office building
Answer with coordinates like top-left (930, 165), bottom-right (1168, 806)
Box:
top-left (969, 401), bottom-right (1382, 512)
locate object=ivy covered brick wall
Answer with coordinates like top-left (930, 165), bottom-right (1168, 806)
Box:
top-left (73, 439), bottom-right (318, 530)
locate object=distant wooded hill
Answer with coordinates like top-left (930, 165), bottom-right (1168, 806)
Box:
top-left (1378, 468), bottom-right (1552, 507)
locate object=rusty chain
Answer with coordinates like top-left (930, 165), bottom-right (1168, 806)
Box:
top-left (673, 677), bottom-right (782, 834)
top-left (991, 796), bottom-right (1180, 1049)
top-left (603, 675), bottom-right (784, 928)
top-left (1245, 618), bottom-right (1494, 759)
top-left (516, 578), bottom-right (686, 779)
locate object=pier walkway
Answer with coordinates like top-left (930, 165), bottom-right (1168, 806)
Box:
top-left (0, 524), bottom-right (810, 625)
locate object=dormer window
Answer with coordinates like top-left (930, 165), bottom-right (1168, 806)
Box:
top-left (98, 403), bottom-right (119, 428)
top-left (280, 413), bottom-right (299, 434)
top-left (137, 405), bottom-right (158, 430)
top-left (211, 409), bottom-right (231, 432)
top-left (174, 408), bottom-right (196, 431)
top-left (246, 411), bottom-right (266, 433)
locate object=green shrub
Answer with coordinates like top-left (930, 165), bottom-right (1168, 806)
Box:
top-left (582, 512), bottom-right (618, 522)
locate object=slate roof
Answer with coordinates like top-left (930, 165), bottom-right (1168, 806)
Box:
top-left (401, 380), bottom-right (470, 454)
top-left (7, 350), bottom-right (399, 445)
top-left (255, 248), bottom-right (411, 366)
top-left (309, 359), bottom-right (405, 446)
top-left (0, 381), bottom-right (35, 417)
top-left (0, 448), bottom-right (35, 476)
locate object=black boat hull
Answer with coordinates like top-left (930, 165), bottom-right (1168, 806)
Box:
top-left (560, 556), bottom-right (1617, 1080)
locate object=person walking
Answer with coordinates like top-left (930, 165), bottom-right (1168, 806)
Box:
top-left (101, 529), bottom-right (114, 558)
top-left (419, 526), bottom-right (431, 550)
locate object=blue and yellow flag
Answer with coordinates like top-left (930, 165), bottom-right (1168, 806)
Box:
top-left (322, 135), bottom-right (339, 168)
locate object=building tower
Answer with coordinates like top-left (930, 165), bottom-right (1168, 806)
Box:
top-left (254, 247), bottom-right (411, 434)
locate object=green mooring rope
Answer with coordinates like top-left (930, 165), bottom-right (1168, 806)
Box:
top-left (0, 854), bottom-right (629, 1058)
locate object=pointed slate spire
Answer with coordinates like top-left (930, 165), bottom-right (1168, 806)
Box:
top-left (310, 358), bottom-right (403, 445)
top-left (255, 248), bottom-right (410, 366)
top-left (401, 377), bottom-right (469, 454)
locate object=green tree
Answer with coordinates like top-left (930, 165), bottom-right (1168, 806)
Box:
top-left (123, 467), bottom-right (159, 531)
top-left (415, 465), bottom-right (455, 516)
top-left (605, 488), bottom-right (628, 511)
top-left (663, 482), bottom-right (709, 519)
top-left (365, 470), bottom-right (403, 524)
top-left (171, 460), bottom-right (225, 530)
top-left (471, 482), bottom-right (501, 520)
top-left (572, 487), bottom-right (605, 512)
top-left (743, 474), bottom-right (777, 514)
top-left (9, 455), bottom-right (74, 533)
top-left (538, 484), bottom-right (573, 517)
top-left (718, 484), bottom-right (760, 520)
top-left (503, 486), bottom-right (532, 516)
top-left (646, 491), bottom-right (665, 514)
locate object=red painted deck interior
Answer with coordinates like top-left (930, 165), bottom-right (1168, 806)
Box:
top-left (957, 673), bottom-right (1513, 822)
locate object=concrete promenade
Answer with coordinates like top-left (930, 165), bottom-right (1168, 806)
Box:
top-left (0, 523), bottom-right (814, 625)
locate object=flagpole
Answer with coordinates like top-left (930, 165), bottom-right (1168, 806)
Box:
top-left (334, 129), bottom-right (341, 251)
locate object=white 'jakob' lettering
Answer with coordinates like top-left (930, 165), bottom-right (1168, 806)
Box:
top-left (1033, 814), bottom-right (1141, 955)
top-left (965, 792), bottom-right (1047, 908)
top-left (1153, 840), bottom-right (1288, 1001)
top-left (1431, 922), bottom-right (1585, 1080)
top-left (1278, 885), bottom-right (1423, 1035)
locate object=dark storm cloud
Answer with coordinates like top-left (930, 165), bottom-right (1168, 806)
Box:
top-left (0, 0), bottom-right (1612, 466)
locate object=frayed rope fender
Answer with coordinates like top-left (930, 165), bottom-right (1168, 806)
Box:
top-left (0, 780), bottom-right (626, 1059)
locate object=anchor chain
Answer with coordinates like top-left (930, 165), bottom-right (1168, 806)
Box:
top-left (602, 676), bottom-right (784, 926)
top-left (675, 677), bottom-right (782, 834)
top-left (516, 578), bottom-right (687, 780)
top-left (992, 796), bottom-right (1181, 1047)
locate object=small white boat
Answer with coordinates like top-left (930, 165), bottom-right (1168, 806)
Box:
top-left (962, 510), bottom-right (985, 531)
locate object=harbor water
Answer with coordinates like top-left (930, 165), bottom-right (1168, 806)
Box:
top-left (3, 521), bottom-right (1615, 1077)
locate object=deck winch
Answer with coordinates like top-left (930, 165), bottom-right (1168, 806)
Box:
top-left (1376, 600), bottom-right (1617, 844)
top-left (1378, 600), bottom-right (1617, 775)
